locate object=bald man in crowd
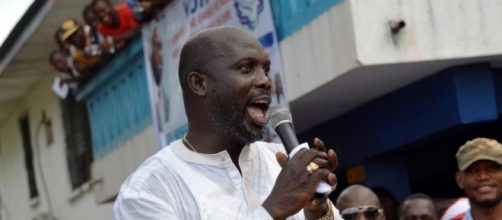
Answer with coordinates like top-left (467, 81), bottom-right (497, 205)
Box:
top-left (399, 193), bottom-right (437, 220)
top-left (336, 185), bottom-right (385, 220)
top-left (113, 26), bottom-right (342, 219)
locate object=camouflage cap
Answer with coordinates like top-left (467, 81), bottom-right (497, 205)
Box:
top-left (456, 137), bottom-right (502, 171)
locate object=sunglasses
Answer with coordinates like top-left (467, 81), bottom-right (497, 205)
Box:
top-left (341, 206), bottom-right (382, 220)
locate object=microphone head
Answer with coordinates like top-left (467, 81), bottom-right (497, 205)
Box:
top-left (267, 105), bottom-right (293, 129)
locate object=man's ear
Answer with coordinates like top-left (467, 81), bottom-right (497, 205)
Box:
top-left (455, 171), bottom-right (464, 189)
top-left (187, 72), bottom-right (207, 96)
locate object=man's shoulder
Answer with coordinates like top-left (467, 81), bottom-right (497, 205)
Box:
top-left (114, 141), bottom-right (186, 219)
top-left (124, 141), bottom-right (182, 185)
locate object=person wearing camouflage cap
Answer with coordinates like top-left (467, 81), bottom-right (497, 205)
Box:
top-left (455, 137), bottom-right (502, 219)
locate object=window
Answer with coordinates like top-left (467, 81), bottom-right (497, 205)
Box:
top-left (61, 96), bottom-right (93, 189)
top-left (19, 116), bottom-right (39, 198)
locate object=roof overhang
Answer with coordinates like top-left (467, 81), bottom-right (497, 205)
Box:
top-left (0, 0), bottom-right (89, 123)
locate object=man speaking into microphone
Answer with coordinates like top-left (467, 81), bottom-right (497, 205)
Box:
top-left (113, 26), bottom-right (342, 220)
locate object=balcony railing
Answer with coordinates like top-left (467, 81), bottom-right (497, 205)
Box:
top-left (76, 38), bottom-right (151, 160)
top-left (271, 0), bottom-right (342, 40)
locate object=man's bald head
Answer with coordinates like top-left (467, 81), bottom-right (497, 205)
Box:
top-left (177, 26), bottom-right (271, 145)
top-left (178, 26), bottom-right (261, 93)
top-left (336, 185), bottom-right (381, 211)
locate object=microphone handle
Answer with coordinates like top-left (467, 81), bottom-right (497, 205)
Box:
top-left (275, 122), bottom-right (299, 154)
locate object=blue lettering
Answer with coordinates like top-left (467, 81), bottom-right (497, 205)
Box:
top-left (183, 0), bottom-right (212, 15)
top-left (183, 0), bottom-right (190, 15)
top-left (190, 0), bottom-right (198, 13)
top-left (199, 0), bottom-right (210, 8)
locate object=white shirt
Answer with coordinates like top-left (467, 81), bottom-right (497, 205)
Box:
top-left (113, 140), bottom-right (342, 220)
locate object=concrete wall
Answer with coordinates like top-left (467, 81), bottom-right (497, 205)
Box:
top-left (281, 0), bottom-right (502, 101)
top-left (279, 0), bottom-right (502, 132)
top-left (279, 0), bottom-right (358, 101)
top-left (351, 0), bottom-right (502, 64)
top-left (0, 76), bottom-right (112, 220)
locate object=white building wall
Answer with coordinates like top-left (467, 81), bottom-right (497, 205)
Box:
top-left (279, 0), bottom-right (502, 131)
top-left (351, 0), bottom-right (502, 64)
top-left (0, 76), bottom-right (112, 220)
top-left (279, 0), bottom-right (358, 101)
top-left (282, 0), bottom-right (502, 102)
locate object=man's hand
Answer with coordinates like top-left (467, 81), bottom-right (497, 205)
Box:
top-left (312, 137), bottom-right (338, 172)
top-left (262, 147), bottom-right (332, 220)
top-left (304, 198), bottom-right (330, 220)
top-left (304, 138), bottom-right (338, 219)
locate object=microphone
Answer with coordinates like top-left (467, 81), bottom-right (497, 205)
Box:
top-left (267, 105), bottom-right (332, 196)
top-left (267, 105), bottom-right (299, 154)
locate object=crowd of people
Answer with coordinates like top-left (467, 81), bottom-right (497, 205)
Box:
top-left (338, 185), bottom-right (443, 220)
top-left (49, 0), bottom-right (172, 94)
top-left (336, 137), bottom-right (502, 220)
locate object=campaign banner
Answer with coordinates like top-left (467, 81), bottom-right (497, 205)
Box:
top-left (142, 0), bottom-right (287, 147)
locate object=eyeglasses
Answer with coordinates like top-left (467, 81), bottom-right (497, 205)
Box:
top-left (341, 206), bottom-right (382, 220)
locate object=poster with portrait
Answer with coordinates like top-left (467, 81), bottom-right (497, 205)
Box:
top-left (142, 0), bottom-right (287, 147)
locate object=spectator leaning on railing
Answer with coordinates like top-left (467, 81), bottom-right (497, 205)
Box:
top-left (55, 27), bottom-right (91, 76)
top-left (55, 28), bottom-right (70, 53)
top-left (83, 4), bottom-right (100, 29)
top-left (48, 0), bottom-right (173, 95)
top-left (91, 0), bottom-right (141, 50)
top-left (59, 18), bottom-right (115, 74)
top-left (83, 3), bottom-right (112, 54)
top-left (49, 49), bottom-right (88, 91)
top-left (127, 0), bottom-right (172, 22)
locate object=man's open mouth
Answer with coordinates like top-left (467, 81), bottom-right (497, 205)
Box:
top-left (246, 96), bottom-right (271, 127)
